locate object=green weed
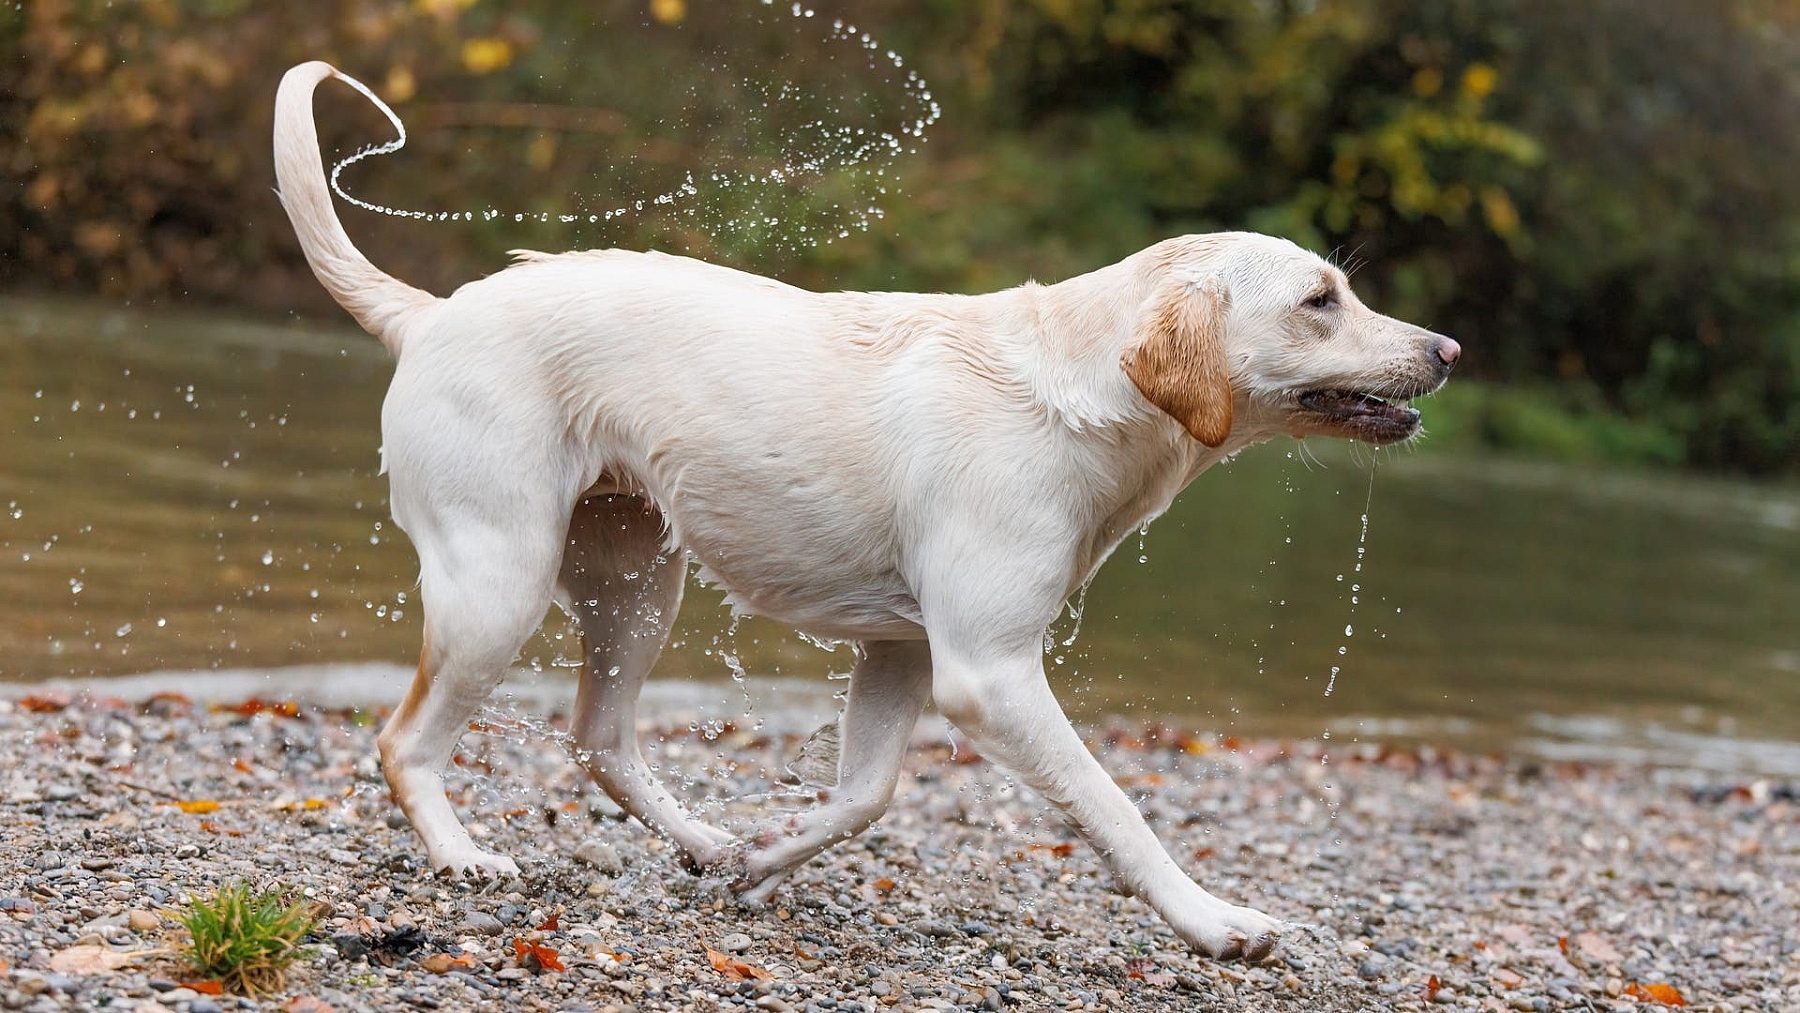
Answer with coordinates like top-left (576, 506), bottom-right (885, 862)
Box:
top-left (178, 881), bottom-right (316, 995)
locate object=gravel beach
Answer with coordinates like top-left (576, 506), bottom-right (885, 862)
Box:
top-left (1, 685), bottom-right (1795, 1013)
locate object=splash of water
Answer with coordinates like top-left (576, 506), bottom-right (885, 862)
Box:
top-left (325, 2), bottom-right (939, 250)
top-left (1322, 466), bottom-right (1378, 697)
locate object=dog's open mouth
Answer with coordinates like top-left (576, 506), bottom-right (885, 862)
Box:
top-left (1296, 390), bottom-right (1422, 442)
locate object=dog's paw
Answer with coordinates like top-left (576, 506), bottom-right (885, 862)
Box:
top-left (1174, 903), bottom-right (1284, 962)
top-left (432, 849), bottom-right (521, 882)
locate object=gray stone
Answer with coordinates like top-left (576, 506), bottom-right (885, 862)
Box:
top-left (572, 840), bottom-right (624, 875)
top-left (456, 911), bottom-right (504, 936)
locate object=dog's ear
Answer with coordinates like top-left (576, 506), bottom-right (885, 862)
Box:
top-left (1123, 279), bottom-right (1232, 447)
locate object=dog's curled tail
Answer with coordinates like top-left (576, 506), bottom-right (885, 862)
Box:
top-left (274, 61), bottom-right (437, 356)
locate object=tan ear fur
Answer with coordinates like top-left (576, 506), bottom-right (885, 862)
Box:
top-left (1123, 280), bottom-right (1232, 447)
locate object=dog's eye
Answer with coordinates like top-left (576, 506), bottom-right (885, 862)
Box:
top-left (1304, 291), bottom-right (1337, 311)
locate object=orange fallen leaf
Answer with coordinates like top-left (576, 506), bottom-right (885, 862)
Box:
top-left (1557, 935), bottom-right (1570, 955)
top-left (50, 945), bottom-right (136, 973)
top-left (511, 937), bottom-right (564, 972)
top-left (1574, 931), bottom-right (1622, 964)
top-left (1624, 982), bottom-right (1687, 1006)
top-left (1124, 956), bottom-right (1155, 980)
top-left (419, 952), bottom-right (476, 973)
top-left (1027, 842), bottom-right (1075, 858)
top-left (1425, 975), bottom-right (1441, 1002)
top-left (19, 693), bottom-right (73, 713)
top-left (536, 912), bottom-right (559, 931)
top-left (705, 944), bottom-right (774, 982)
top-left (175, 799), bottom-right (221, 814)
top-left (182, 980), bottom-right (225, 995)
top-left (872, 877), bottom-right (896, 894)
top-left (223, 698), bottom-right (299, 718)
top-left (1489, 968), bottom-right (1525, 990)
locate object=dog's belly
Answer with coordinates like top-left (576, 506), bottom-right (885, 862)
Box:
top-left (681, 529), bottom-right (927, 642)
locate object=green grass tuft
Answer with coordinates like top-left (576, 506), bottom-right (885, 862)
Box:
top-left (178, 881), bottom-right (317, 995)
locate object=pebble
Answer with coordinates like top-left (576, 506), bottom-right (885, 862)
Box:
top-left (718, 932), bottom-right (753, 953)
top-left (573, 840), bottom-right (625, 875)
top-left (456, 911), bottom-right (504, 936)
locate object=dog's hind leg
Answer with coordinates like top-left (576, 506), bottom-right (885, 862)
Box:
top-left (732, 639), bottom-right (932, 903)
top-left (561, 494), bottom-right (733, 866)
top-left (378, 512), bottom-right (565, 880)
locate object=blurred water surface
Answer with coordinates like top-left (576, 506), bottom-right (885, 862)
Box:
top-left (4, 297), bottom-right (1797, 771)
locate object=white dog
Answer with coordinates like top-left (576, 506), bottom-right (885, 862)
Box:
top-left (274, 62), bottom-right (1457, 960)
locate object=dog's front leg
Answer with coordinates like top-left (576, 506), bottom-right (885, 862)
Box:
top-left (927, 637), bottom-right (1283, 960)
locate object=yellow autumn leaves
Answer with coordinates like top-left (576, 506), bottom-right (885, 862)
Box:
top-left (448, 0), bottom-right (680, 76)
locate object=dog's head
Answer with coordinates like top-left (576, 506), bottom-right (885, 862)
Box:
top-left (1122, 233), bottom-right (1458, 448)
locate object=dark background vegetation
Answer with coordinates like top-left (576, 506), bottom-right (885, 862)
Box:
top-left (4, 0), bottom-right (1798, 475)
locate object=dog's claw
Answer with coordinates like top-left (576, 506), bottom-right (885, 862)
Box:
top-left (430, 851), bottom-right (522, 882)
top-left (1244, 931), bottom-right (1279, 963)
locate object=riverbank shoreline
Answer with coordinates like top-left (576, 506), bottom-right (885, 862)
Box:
top-left (2, 689), bottom-right (1794, 1012)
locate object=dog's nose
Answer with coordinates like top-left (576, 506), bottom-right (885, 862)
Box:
top-left (1434, 336), bottom-right (1461, 368)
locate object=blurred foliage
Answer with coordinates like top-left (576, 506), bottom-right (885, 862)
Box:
top-left (3, 0), bottom-right (1798, 473)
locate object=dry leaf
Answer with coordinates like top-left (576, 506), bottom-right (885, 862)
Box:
top-left (872, 878), bottom-right (896, 894)
top-left (175, 799), bottom-right (220, 814)
top-left (50, 945), bottom-right (135, 973)
top-left (1624, 982), bottom-right (1687, 1006)
top-left (18, 692), bottom-right (73, 713)
top-left (1027, 842), bottom-right (1075, 858)
top-left (1425, 975), bottom-right (1441, 1002)
top-left (223, 698), bottom-right (299, 718)
top-left (182, 980), bottom-right (225, 995)
top-left (705, 944), bottom-right (774, 982)
top-left (1489, 968), bottom-right (1525, 990)
top-left (536, 912), bottom-right (559, 932)
top-left (511, 937), bottom-right (564, 972)
top-left (419, 952), bottom-right (475, 974)
top-left (1574, 932), bottom-right (1623, 965)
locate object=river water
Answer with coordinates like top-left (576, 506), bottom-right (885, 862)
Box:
top-left (4, 296), bottom-right (1797, 772)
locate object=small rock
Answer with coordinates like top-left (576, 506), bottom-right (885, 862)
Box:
top-left (718, 932), bottom-right (753, 953)
top-left (573, 840), bottom-right (625, 875)
top-left (15, 973), bottom-right (49, 995)
top-left (456, 911), bottom-right (504, 936)
top-left (915, 920), bottom-right (955, 938)
top-left (128, 909), bottom-right (161, 932)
